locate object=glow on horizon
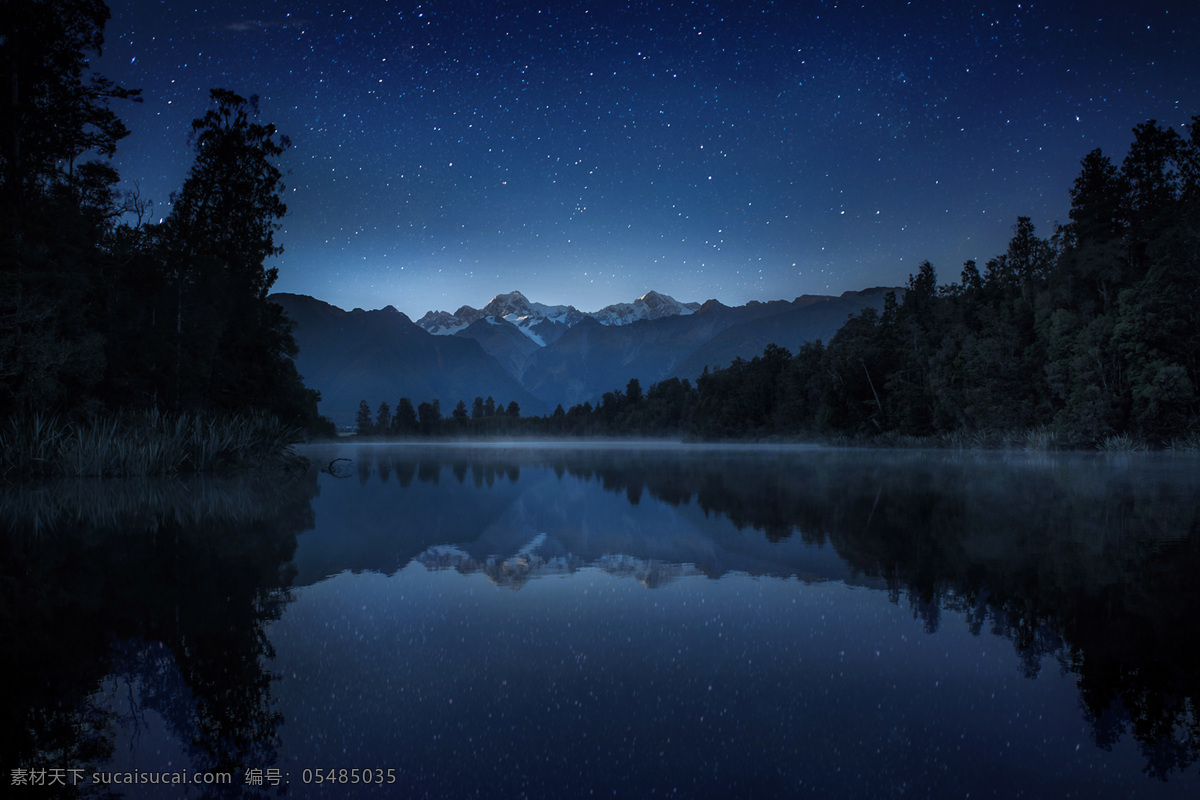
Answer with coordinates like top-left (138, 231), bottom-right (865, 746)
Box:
top-left (97, 1), bottom-right (1199, 319)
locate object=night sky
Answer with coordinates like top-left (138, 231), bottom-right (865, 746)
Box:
top-left (95, 1), bottom-right (1200, 319)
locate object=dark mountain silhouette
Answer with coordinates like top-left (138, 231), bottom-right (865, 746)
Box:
top-left (521, 292), bottom-right (894, 407)
top-left (673, 288), bottom-right (895, 379)
top-left (274, 288), bottom-right (897, 422)
top-left (454, 316), bottom-right (542, 380)
top-left (273, 293), bottom-right (547, 426)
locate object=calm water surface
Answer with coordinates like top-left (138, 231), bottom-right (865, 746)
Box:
top-left (3, 443), bottom-right (1198, 798)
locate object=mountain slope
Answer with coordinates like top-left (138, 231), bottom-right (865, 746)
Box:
top-left (521, 291), bottom-right (894, 407)
top-left (273, 293), bottom-right (547, 426)
top-left (417, 289), bottom-right (700, 342)
top-left (454, 315), bottom-right (542, 380)
top-left (416, 290), bottom-right (584, 346)
top-left (521, 297), bottom-right (790, 407)
top-left (278, 287), bottom-right (899, 418)
top-left (590, 290), bottom-right (702, 325)
top-left (673, 288), bottom-right (896, 378)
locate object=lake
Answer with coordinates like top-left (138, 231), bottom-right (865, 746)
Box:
top-left (3, 442), bottom-right (1198, 798)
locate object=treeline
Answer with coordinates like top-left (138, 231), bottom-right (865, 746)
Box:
top-left (0, 3), bottom-right (328, 437)
top-left (361, 115), bottom-right (1200, 447)
top-left (355, 397), bottom-right (529, 437)
top-left (353, 375), bottom-right (698, 438)
top-left (697, 115), bottom-right (1200, 447)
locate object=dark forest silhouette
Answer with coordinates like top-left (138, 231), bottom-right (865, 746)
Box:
top-left (0, 2), bottom-right (326, 447)
top-left (358, 117), bottom-right (1200, 448)
top-left (3, 2), bottom-right (1198, 453)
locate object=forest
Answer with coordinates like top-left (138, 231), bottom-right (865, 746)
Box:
top-left (358, 116), bottom-right (1200, 448)
top-left (0, 2), bottom-right (330, 478)
top-left (4, 2), bottom-right (1198, 469)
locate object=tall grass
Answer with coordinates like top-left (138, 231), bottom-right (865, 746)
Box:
top-left (1099, 433), bottom-right (1149, 452)
top-left (1, 410), bottom-right (303, 481)
top-left (1165, 432), bottom-right (1200, 452)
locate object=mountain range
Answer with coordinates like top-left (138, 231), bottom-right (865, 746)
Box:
top-left (272, 287), bottom-right (896, 427)
top-left (413, 289), bottom-right (702, 345)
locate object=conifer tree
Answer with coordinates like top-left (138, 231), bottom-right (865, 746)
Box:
top-left (356, 400), bottom-right (373, 436)
top-left (158, 89), bottom-right (312, 420)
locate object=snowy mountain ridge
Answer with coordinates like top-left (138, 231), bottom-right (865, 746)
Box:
top-left (590, 290), bottom-right (703, 326)
top-left (272, 286), bottom-right (897, 425)
top-left (415, 289), bottom-right (700, 345)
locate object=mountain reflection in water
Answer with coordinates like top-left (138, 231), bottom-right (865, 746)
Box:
top-left (1, 468), bottom-right (317, 797)
top-left (2, 443), bottom-right (1197, 797)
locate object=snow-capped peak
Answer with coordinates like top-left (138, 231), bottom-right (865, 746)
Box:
top-left (590, 290), bottom-right (701, 326)
top-left (415, 289), bottom-right (699, 343)
top-left (481, 290), bottom-right (533, 319)
top-left (482, 290), bottom-right (579, 327)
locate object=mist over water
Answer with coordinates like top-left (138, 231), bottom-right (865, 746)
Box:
top-left (4, 444), bottom-right (1197, 797)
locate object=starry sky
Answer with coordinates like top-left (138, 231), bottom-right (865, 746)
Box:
top-left (95, 0), bottom-right (1200, 318)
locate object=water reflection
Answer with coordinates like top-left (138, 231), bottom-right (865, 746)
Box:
top-left (4, 444), bottom-right (1198, 797)
top-left (0, 469), bottom-right (317, 798)
top-left (300, 444), bottom-right (1200, 784)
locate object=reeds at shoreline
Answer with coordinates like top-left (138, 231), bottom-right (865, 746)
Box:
top-left (1, 410), bottom-right (303, 481)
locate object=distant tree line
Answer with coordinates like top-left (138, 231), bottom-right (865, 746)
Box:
top-left (689, 115), bottom-right (1199, 447)
top-left (360, 116), bottom-right (1200, 448)
top-left (354, 396), bottom-right (526, 437)
top-left (17, 3), bottom-right (1192, 449)
top-left (0, 2), bottom-right (329, 435)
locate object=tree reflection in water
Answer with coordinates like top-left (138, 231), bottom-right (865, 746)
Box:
top-left (4, 445), bottom-right (1197, 790)
top-left (0, 469), bottom-right (317, 797)
top-left (341, 444), bottom-right (1200, 780)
